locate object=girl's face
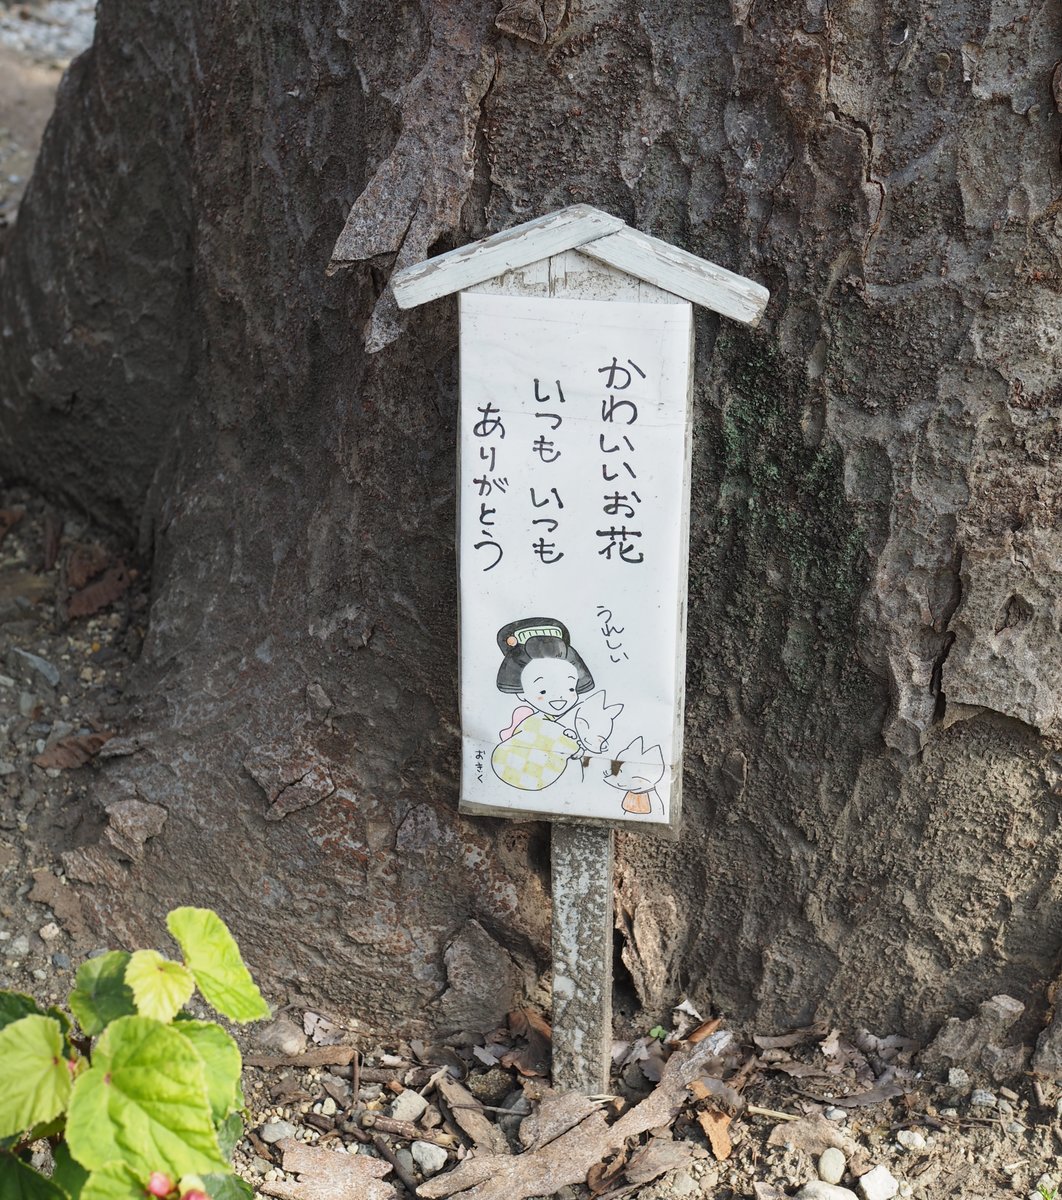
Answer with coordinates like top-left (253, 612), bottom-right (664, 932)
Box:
top-left (518, 659), bottom-right (579, 715)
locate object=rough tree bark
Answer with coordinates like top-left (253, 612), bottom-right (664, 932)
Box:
top-left (1, 0), bottom-right (1060, 1042)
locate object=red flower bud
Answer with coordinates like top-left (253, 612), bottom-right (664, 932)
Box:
top-left (180, 1192), bottom-right (210, 1200)
top-left (146, 1174), bottom-right (175, 1198)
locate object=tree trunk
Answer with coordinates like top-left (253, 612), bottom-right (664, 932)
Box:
top-left (1, 0), bottom-right (1060, 1042)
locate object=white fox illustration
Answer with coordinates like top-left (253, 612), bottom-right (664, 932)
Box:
top-left (568, 689), bottom-right (623, 755)
top-left (603, 736), bottom-right (665, 814)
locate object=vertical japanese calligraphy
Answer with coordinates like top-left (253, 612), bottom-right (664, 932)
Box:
top-left (458, 292), bottom-right (693, 828)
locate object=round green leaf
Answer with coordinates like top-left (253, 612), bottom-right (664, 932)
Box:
top-left (69, 952), bottom-right (135, 1037)
top-left (66, 1015), bottom-right (226, 1179)
top-left (166, 909), bottom-right (269, 1023)
top-left (0, 1154), bottom-right (68, 1200)
top-left (125, 951), bottom-right (195, 1024)
top-left (81, 1162), bottom-right (148, 1200)
top-left (0, 1015), bottom-right (72, 1138)
top-left (172, 1021), bottom-right (242, 1123)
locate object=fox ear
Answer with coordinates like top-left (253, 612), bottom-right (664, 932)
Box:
top-left (606, 702), bottom-right (624, 718)
top-left (621, 736), bottom-right (644, 758)
top-left (646, 743), bottom-right (664, 765)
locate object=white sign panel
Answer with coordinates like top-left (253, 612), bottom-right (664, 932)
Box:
top-left (458, 293), bottom-right (693, 828)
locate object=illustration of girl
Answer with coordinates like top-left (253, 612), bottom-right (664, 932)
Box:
top-left (491, 617), bottom-right (595, 791)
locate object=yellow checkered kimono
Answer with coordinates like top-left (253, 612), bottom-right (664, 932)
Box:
top-left (491, 714), bottom-right (579, 791)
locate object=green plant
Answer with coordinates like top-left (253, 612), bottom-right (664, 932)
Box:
top-left (1038, 1185), bottom-right (1058, 1200)
top-left (0, 907), bottom-right (271, 1199)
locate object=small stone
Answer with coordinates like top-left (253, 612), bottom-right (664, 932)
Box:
top-left (18, 692), bottom-right (37, 718)
top-left (947, 1067), bottom-right (971, 1090)
top-left (359, 1084), bottom-right (382, 1101)
top-left (795, 1183), bottom-right (858, 1200)
top-left (999, 1086), bottom-right (1019, 1101)
top-left (38, 923), bottom-right (61, 941)
top-left (395, 1148), bottom-right (415, 1176)
top-left (857, 1165), bottom-right (899, 1200)
top-left (670, 1167), bottom-right (698, 1196)
top-left (10, 934), bottom-right (29, 956)
top-left (0, 762), bottom-right (15, 777)
top-left (8, 648), bottom-right (60, 688)
top-left (818, 1147), bottom-right (846, 1185)
top-left (391, 1088), bottom-right (429, 1123)
top-left (252, 1156), bottom-right (272, 1175)
top-left (51, 953), bottom-right (71, 969)
top-left (259, 1119), bottom-right (297, 1144)
top-left (255, 1015), bottom-right (306, 1056)
top-left (895, 1129), bottom-right (927, 1151)
top-left (320, 1096), bottom-right (337, 1117)
top-left (970, 1088), bottom-right (996, 1108)
top-left (824, 1107), bottom-right (848, 1121)
top-left (1006, 1121), bottom-right (1024, 1136)
top-left (411, 1140), bottom-right (448, 1177)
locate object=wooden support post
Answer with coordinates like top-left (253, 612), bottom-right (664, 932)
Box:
top-left (550, 823), bottom-right (614, 1094)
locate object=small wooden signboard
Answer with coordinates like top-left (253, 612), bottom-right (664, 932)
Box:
top-left (391, 207), bottom-right (768, 1092)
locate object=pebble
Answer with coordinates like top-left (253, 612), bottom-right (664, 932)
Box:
top-left (670, 1167), bottom-right (698, 1196)
top-left (894, 1129), bottom-right (927, 1151)
top-left (51, 953), bottom-right (71, 969)
top-left (795, 1183), bottom-right (857, 1199)
top-left (411, 1140), bottom-right (448, 1177)
top-left (391, 1088), bottom-right (429, 1123)
top-left (38, 922), bottom-right (60, 941)
top-left (359, 1084), bottom-right (382, 1101)
top-left (0, 762), bottom-right (15, 776)
top-left (10, 934), bottom-right (29, 956)
top-left (320, 1096), bottom-right (337, 1117)
top-left (970, 1088), bottom-right (996, 1108)
top-left (824, 1107), bottom-right (848, 1121)
top-left (251, 1156), bottom-right (272, 1175)
top-left (947, 1067), bottom-right (971, 1091)
top-left (396, 1148), bottom-right (415, 1177)
top-left (857, 1165), bottom-right (899, 1200)
top-left (818, 1148), bottom-right (846, 1185)
top-left (7, 648), bottom-right (60, 688)
top-left (255, 1016), bottom-right (306, 1056)
top-left (18, 692), bottom-right (37, 718)
top-left (260, 1120), bottom-right (297, 1144)
top-left (32, 968), bottom-right (46, 980)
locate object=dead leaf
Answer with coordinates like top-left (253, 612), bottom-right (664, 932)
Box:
top-left (438, 1074), bottom-right (510, 1155)
top-left (766, 1112), bottom-right (856, 1156)
top-left (623, 1138), bottom-right (694, 1186)
top-left (804, 1079), bottom-right (906, 1107)
top-left (687, 1017), bottom-right (723, 1044)
top-left (0, 508), bottom-right (24, 545)
top-left (502, 1008), bottom-right (552, 1077)
top-left (34, 732), bottom-right (114, 770)
top-left (689, 1076), bottom-right (744, 1114)
top-left (752, 1022), bottom-right (829, 1050)
top-left (587, 1150), bottom-right (626, 1195)
top-left (696, 1108), bottom-right (732, 1160)
top-left (67, 563), bottom-right (130, 618)
top-left (65, 542), bottom-right (110, 590)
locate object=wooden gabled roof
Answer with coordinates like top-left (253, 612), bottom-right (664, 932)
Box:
top-left (390, 204), bottom-right (769, 326)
